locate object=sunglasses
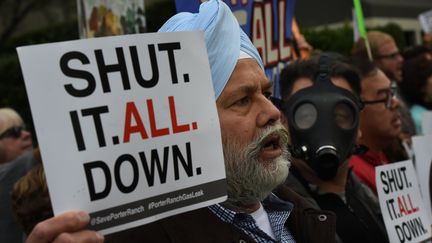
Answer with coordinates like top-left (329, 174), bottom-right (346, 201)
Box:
top-left (362, 87), bottom-right (396, 109)
top-left (0, 126), bottom-right (26, 139)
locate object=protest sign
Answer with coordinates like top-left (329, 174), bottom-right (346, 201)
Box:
top-left (17, 32), bottom-right (227, 234)
top-left (175, 0), bottom-right (297, 98)
top-left (412, 135), bottom-right (432, 224)
top-left (419, 9), bottom-right (432, 34)
top-left (376, 161), bottom-right (432, 243)
top-left (422, 111), bottom-right (432, 135)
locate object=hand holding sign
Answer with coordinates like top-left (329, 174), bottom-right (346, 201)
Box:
top-left (26, 211), bottom-right (103, 243)
top-left (17, 32), bottom-right (227, 234)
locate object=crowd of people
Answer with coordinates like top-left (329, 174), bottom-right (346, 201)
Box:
top-left (1, 0), bottom-right (432, 242)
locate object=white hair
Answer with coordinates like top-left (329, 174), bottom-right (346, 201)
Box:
top-left (0, 108), bottom-right (23, 134)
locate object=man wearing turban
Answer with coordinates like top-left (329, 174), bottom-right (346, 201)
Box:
top-left (25, 1), bottom-right (335, 242)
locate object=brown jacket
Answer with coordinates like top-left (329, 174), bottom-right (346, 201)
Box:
top-left (106, 186), bottom-right (336, 243)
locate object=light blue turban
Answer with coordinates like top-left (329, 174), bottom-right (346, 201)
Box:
top-left (158, 0), bottom-right (264, 99)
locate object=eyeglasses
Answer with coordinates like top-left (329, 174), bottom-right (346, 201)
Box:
top-left (0, 126), bottom-right (25, 139)
top-left (362, 88), bottom-right (396, 109)
top-left (376, 51), bottom-right (401, 60)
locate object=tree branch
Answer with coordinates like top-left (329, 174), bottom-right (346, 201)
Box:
top-left (0, 0), bottom-right (48, 48)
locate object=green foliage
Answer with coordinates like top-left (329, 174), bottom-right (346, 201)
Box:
top-left (303, 23), bottom-right (354, 56)
top-left (0, 53), bottom-right (34, 133)
top-left (0, 20), bottom-right (79, 138)
top-left (302, 22), bottom-right (406, 56)
top-left (0, 54), bottom-right (25, 107)
top-left (1, 20), bottom-right (79, 54)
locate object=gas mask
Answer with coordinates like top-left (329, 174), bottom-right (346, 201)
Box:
top-left (282, 56), bottom-right (363, 180)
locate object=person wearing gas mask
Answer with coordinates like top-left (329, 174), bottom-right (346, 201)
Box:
top-left (277, 54), bottom-right (389, 243)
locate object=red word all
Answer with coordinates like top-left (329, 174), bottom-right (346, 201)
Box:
top-left (398, 194), bottom-right (419, 216)
top-left (124, 96), bottom-right (198, 143)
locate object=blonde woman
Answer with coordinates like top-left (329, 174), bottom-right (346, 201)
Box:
top-left (0, 108), bottom-right (32, 164)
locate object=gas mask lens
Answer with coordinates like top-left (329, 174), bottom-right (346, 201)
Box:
top-left (294, 103), bottom-right (317, 129)
top-left (334, 102), bottom-right (355, 129)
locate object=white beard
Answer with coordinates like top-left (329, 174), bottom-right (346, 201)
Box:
top-left (223, 121), bottom-right (291, 206)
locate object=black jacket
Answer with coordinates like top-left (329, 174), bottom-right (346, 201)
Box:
top-left (285, 168), bottom-right (389, 243)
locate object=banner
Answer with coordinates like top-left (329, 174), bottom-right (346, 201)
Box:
top-left (376, 161), bottom-right (432, 243)
top-left (17, 32), bottom-right (227, 234)
top-left (175, 0), bottom-right (297, 98)
top-left (77, 0), bottom-right (147, 38)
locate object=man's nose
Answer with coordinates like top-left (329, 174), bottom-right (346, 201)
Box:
top-left (390, 95), bottom-right (400, 110)
top-left (257, 96), bottom-right (281, 127)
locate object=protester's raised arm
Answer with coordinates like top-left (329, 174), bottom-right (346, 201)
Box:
top-left (26, 211), bottom-right (104, 243)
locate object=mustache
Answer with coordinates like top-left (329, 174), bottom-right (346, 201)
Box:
top-left (245, 121), bottom-right (290, 160)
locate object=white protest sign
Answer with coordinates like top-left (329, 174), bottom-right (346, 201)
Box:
top-left (422, 111), bottom-right (432, 135)
top-left (412, 135), bottom-right (432, 224)
top-left (17, 32), bottom-right (227, 234)
top-left (376, 161), bottom-right (432, 243)
top-left (419, 9), bottom-right (432, 33)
